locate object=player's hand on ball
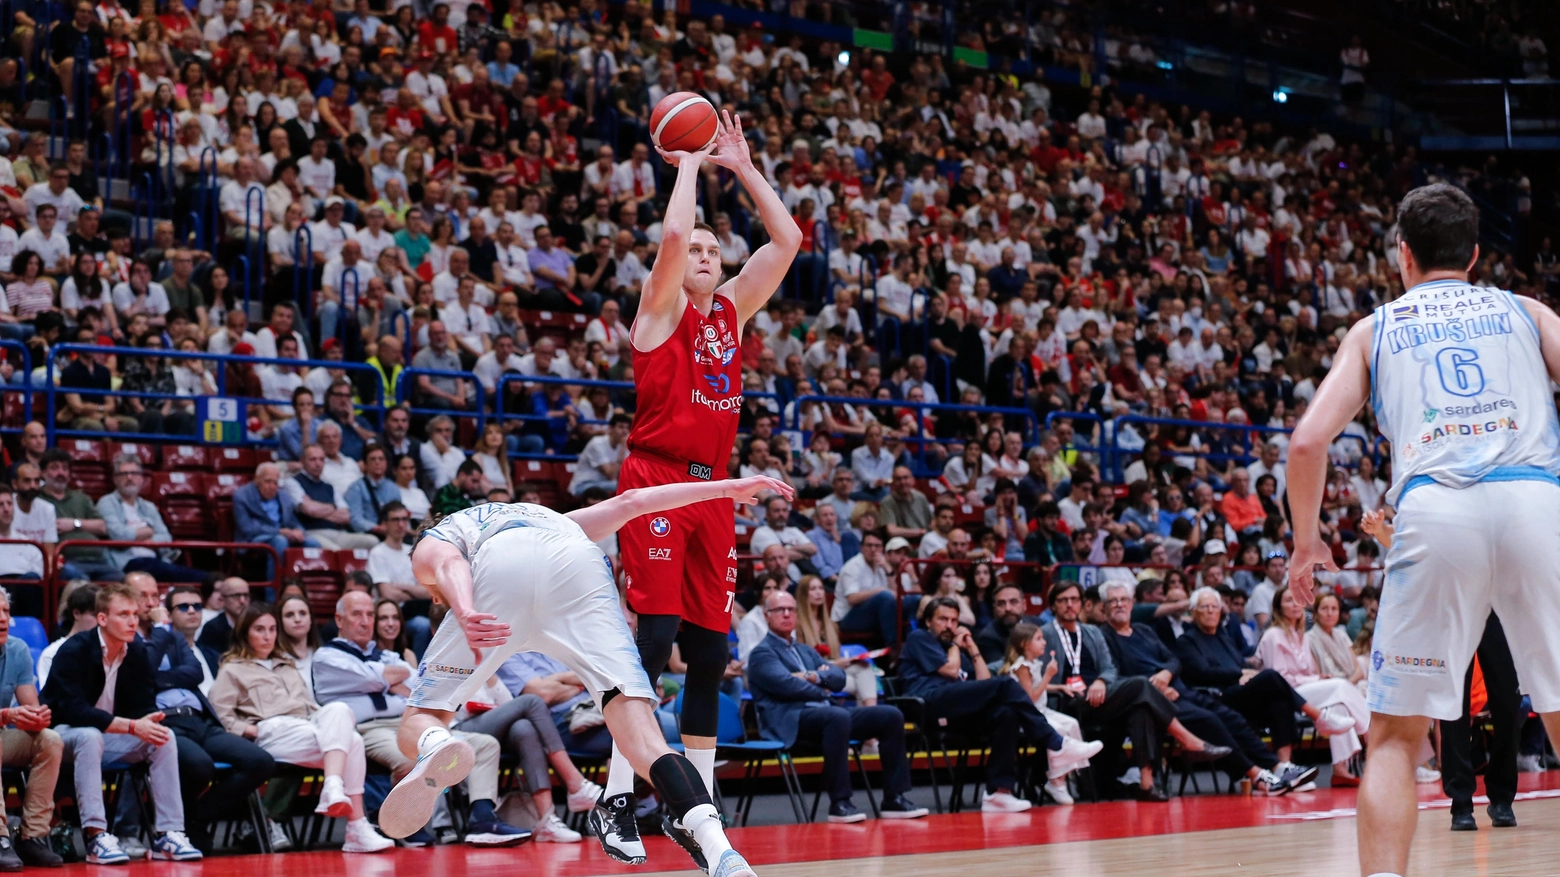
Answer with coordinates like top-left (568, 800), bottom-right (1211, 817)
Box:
top-left (727, 475), bottom-right (794, 509)
top-left (1287, 537), bottom-right (1338, 606)
top-left (655, 140), bottom-right (716, 167)
top-left (458, 611), bottom-right (512, 651)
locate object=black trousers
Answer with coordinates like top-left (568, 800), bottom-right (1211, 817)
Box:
top-left (924, 677), bottom-right (1061, 793)
top-left (794, 705), bottom-right (910, 803)
top-left (1440, 614), bottom-right (1521, 811)
top-left (163, 712), bottom-right (276, 843)
top-left (1177, 689), bottom-right (1277, 778)
top-left (1218, 669), bottom-right (1306, 751)
top-left (1060, 676), bottom-right (1177, 769)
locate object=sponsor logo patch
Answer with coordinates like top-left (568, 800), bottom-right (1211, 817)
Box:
top-left (427, 663), bottom-right (474, 677)
top-left (648, 548), bottom-right (672, 560)
top-left (650, 516), bottom-right (671, 537)
top-left (1391, 304), bottom-right (1419, 321)
top-left (1374, 650), bottom-right (1448, 676)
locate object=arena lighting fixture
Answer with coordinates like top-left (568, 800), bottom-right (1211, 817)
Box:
top-left (1272, 89), bottom-right (1290, 104)
top-left (1156, 60), bottom-right (1173, 70)
top-left (838, 50), bottom-right (851, 66)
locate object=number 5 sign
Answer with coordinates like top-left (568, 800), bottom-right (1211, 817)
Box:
top-left (201, 397), bottom-right (242, 443)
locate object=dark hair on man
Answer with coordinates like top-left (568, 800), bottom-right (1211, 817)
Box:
top-left (378, 500), bottom-right (407, 524)
top-left (39, 448), bottom-right (72, 470)
top-left (165, 585), bottom-right (203, 609)
top-left (1396, 183), bottom-right (1478, 272)
top-left (919, 595), bottom-right (963, 626)
top-left (580, 486), bottom-right (613, 502)
top-left (608, 413), bottom-right (632, 428)
top-left (457, 459), bottom-right (484, 478)
top-left (346, 571), bottom-right (375, 591)
top-left (1048, 580), bottom-right (1083, 607)
top-left (64, 582), bottom-right (101, 623)
top-left (291, 386), bottom-right (314, 404)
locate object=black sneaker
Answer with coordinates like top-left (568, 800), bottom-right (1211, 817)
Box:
top-left (397, 827), bottom-right (436, 848)
top-left (1450, 809), bottom-right (1478, 831)
top-left (0, 836), bottom-right (23, 872)
top-left (879, 794), bottom-right (929, 819)
top-left (660, 813), bottom-right (708, 872)
top-left (1488, 802), bottom-right (1518, 828)
top-left (15, 837), bottom-right (63, 868)
top-left (826, 800), bottom-right (866, 824)
top-left (589, 795), bottom-right (646, 865)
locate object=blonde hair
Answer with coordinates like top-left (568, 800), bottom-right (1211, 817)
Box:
top-left (997, 621), bottom-right (1041, 676)
top-left (793, 576), bottom-right (841, 656)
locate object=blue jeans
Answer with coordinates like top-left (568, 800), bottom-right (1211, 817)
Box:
top-left (406, 615), bottom-right (432, 660)
top-left (506, 433), bottom-right (546, 456)
top-left (251, 534), bottom-right (321, 579)
top-left (58, 560), bottom-right (125, 583)
top-left (837, 590), bottom-right (918, 646)
top-left (0, 323), bottom-right (30, 341)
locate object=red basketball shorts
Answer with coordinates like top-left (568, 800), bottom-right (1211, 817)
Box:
top-left (615, 452), bottom-right (738, 634)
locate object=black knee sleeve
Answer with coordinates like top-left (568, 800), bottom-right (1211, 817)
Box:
top-left (635, 613), bottom-right (681, 681)
top-left (677, 623), bottom-right (731, 738)
top-left (649, 752), bottom-right (712, 820)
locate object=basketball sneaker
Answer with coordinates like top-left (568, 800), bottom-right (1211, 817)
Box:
top-left (589, 794), bottom-right (646, 865)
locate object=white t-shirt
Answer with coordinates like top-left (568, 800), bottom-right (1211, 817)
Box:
top-left (366, 540), bottom-right (414, 585)
top-left (111, 282), bottom-right (171, 318)
top-left (570, 434), bottom-right (626, 490)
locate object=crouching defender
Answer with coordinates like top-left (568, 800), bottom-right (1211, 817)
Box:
top-left (377, 474), bottom-right (794, 877)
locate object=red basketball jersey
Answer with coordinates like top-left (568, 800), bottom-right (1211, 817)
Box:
top-left (628, 293), bottom-right (743, 473)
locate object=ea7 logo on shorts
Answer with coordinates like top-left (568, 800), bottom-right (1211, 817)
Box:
top-left (648, 548), bottom-right (672, 561)
top-left (649, 517), bottom-right (671, 537)
top-left (725, 567), bottom-right (738, 583)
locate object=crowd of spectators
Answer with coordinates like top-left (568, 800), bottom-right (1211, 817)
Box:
top-left (0, 0), bottom-right (1555, 854)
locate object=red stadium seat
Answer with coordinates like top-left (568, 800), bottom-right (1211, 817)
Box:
top-left (211, 447), bottom-right (257, 473)
top-left (285, 548), bottom-right (343, 619)
top-left (149, 471), bottom-right (209, 539)
top-left (336, 548), bottom-right (371, 578)
top-left (107, 441), bottom-right (159, 470)
top-left (62, 439), bottom-right (110, 498)
top-left (207, 473), bottom-right (251, 543)
top-left (1, 395), bottom-right (22, 430)
top-left (518, 309), bottom-right (589, 344)
top-left (161, 445), bottom-right (209, 471)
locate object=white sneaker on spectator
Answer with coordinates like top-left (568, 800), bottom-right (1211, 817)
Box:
top-left (315, 775), bottom-right (353, 818)
top-left (980, 790), bottom-right (1032, 813)
top-left (1314, 708), bottom-right (1356, 736)
top-left (859, 740), bottom-right (879, 757)
top-left (1043, 778), bottom-right (1074, 805)
top-left (567, 780), bottom-right (604, 814)
top-left (1518, 754), bottom-right (1544, 773)
top-left (268, 820), bottom-right (293, 852)
top-left (1416, 766), bottom-right (1442, 784)
top-left (533, 813), bottom-right (582, 843)
top-left (1048, 737), bottom-right (1105, 775)
top-left (342, 818), bottom-right (395, 853)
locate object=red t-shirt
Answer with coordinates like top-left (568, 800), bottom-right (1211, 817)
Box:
top-left (386, 106), bottom-right (425, 138)
top-left (628, 294), bottom-right (743, 468)
top-left (417, 21), bottom-right (458, 54)
top-left (861, 69), bottom-right (895, 102)
top-left (536, 95), bottom-right (572, 123)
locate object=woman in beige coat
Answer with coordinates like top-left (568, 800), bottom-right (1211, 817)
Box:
top-left (208, 604), bottom-right (394, 853)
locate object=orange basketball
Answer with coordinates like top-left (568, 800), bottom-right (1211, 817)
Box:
top-left (650, 92), bottom-right (718, 153)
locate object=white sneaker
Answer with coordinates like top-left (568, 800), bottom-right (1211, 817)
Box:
top-left (567, 779), bottom-right (604, 814)
top-left (342, 818), bottom-right (395, 853)
top-left (1416, 766), bottom-right (1442, 784)
top-left (315, 775), bottom-right (353, 818)
top-left (532, 813), bottom-right (582, 843)
top-left (980, 790), bottom-right (1032, 813)
top-left (268, 820), bottom-right (293, 852)
top-left (859, 740), bottom-right (880, 757)
top-left (1314, 708), bottom-right (1357, 736)
top-left (1043, 778), bottom-right (1074, 805)
top-left (1518, 754), bottom-right (1544, 773)
top-left (380, 736), bottom-right (475, 839)
top-left (1048, 737), bottom-right (1105, 776)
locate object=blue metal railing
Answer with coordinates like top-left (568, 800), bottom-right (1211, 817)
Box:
top-left (393, 367), bottom-right (487, 434)
top-left (786, 393), bottom-right (1042, 475)
top-left (1107, 414), bottom-right (1376, 483)
top-left (0, 341), bottom-right (33, 435)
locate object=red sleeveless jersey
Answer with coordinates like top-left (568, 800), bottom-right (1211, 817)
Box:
top-left (627, 293), bottom-right (743, 472)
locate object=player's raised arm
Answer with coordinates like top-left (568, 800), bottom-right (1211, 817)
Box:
top-left (567, 475), bottom-right (794, 544)
top-left (1287, 315), bottom-right (1375, 603)
top-left (412, 534), bottom-right (511, 651)
top-left (708, 110), bottom-right (803, 326)
top-left (633, 140), bottom-right (715, 349)
top-left (1519, 296), bottom-right (1560, 386)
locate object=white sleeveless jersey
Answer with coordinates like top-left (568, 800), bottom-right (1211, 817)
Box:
top-left (1370, 280), bottom-right (1560, 506)
top-left (424, 502), bottom-right (588, 560)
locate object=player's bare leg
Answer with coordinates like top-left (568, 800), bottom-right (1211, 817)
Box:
top-left (1357, 713), bottom-right (1431, 877)
top-left (604, 693), bottom-right (757, 877)
top-left (379, 707), bottom-right (475, 839)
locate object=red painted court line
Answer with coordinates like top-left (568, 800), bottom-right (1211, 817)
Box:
top-left (69, 772), bottom-right (1560, 876)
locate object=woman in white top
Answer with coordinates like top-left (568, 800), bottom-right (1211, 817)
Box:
top-left (423, 216), bottom-right (456, 277)
top-left (59, 252), bottom-right (118, 335)
top-left (1349, 455), bottom-right (1386, 512)
top-left (419, 415), bottom-right (466, 489)
top-left (998, 621), bottom-right (1087, 804)
top-left (172, 336), bottom-right (218, 397)
top-left (940, 441), bottom-right (996, 504)
top-left (389, 453), bottom-right (430, 523)
top-left (471, 423), bottom-right (513, 496)
top-left (1258, 588), bottom-right (1372, 783)
top-left (921, 563), bottom-right (976, 627)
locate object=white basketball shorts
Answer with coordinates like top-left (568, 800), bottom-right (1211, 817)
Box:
top-left (1367, 476), bottom-right (1560, 721)
top-left (408, 527), bottom-right (656, 712)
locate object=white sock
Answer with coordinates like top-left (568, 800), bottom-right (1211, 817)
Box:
top-left (604, 743), bottom-right (636, 798)
top-left (416, 725), bottom-right (452, 758)
top-left (681, 803), bottom-right (731, 860)
top-left (685, 746), bottom-right (717, 800)
top-left (1365, 873), bottom-right (1404, 877)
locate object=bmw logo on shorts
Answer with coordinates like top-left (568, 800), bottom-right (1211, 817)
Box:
top-left (650, 517), bottom-right (671, 537)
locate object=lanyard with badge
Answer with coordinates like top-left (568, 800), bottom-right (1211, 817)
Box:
top-left (1058, 625), bottom-right (1085, 691)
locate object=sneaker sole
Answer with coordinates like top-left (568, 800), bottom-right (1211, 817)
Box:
top-left (878, 809), bottom-right (930, 819)
top-left (85, 857), bottom-right (129, 866)
top-left (826, 813), bottom-right (868, 824)
top-left (463, 833), bottom-right (533, 848)
top-left (315, 798), bottom-right (354, 819)
top-left (661, 814), bottom-right (709, 872)
top-left (588, 809), bottom-right (646, 865)
top-left (380, 738), bottom-right (476, 839)
top-left (148, 852), bottom-right (203, 862)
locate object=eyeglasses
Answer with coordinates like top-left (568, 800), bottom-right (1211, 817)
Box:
top-left (765, 607), bottom-right (796, 615)
top-left (1103, 597), bottom-right (1131, 606)
top-left (171, 603), bottom-right (203, 613)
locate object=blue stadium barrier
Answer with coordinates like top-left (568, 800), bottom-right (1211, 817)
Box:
top-left (785, 393), bottom-right (1041, 475)
top-left (1044, 411), bottom-right (1111, 475)
top-left (394, 367), bottom-right (487, 433)
top-left (43, 345), bottom-right (388, 447)
top-left (1108, 414), bottom-right (1376, 483)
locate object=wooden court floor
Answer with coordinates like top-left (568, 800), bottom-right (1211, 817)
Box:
top-left (99, 773), bottom-right (1560, 877)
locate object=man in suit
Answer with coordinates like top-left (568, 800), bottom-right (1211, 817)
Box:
top-left (233, 462), bottom-right (319, 578)
top-left (747, 591), bottom-right (927, 824)
top-left (130, 575), bottom-right (275, 852)
top-left (1041, 581), bottom-right (1230, 802)
top-left (1441, 614), bottom-right (1521, 831)
top-left (897, 597), bottom-right (1101, 813)
top-left (42, 582), bottom-right (203, 865)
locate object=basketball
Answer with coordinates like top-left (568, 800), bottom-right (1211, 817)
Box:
top-left (650, 91), bottom-right (718, 153)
